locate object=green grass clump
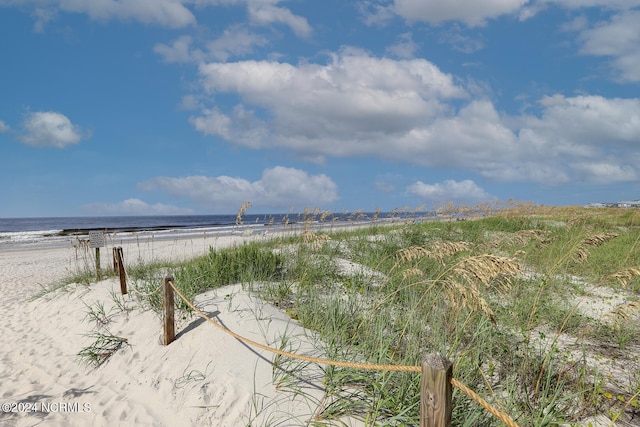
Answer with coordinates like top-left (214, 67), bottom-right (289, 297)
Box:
top-left (77, 332), bottom-right (128, 368)
top-left (172, 242), bottom-right (284, 311)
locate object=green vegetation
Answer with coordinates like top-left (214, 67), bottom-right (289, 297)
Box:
top-left (77, 331), bottom-right (128, 368)
top-left (73, 205), bottom-right (640, 425)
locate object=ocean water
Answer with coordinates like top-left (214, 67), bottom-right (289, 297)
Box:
top-left (0, 212), bottom-right (406, 250)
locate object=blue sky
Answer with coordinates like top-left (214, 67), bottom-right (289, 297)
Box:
top-left (1, 0), bottom-right (639, 217)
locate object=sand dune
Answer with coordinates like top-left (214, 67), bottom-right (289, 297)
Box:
top-left (0, 234), bottom-right (358, 426)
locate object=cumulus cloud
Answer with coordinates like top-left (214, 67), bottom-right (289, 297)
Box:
top-left (192, 49), bottom-right (467, 160)
top-left (205, 26), bottom-right (270, 61)
top-left (407, 179), bottom-right (495, 203)
top-left (570, 162), bottom-right (638, 183)
top-left (6, 0), bottom-right (314, 36)
top-left (4, 0), bottom-right (196, 28)
top-left (392, 0), bottom-right (529, 26)
top-left (508, 95), bottom-right (640, 183)
top-left (533, 0), bottom-right (640, 11)
top-left (190, 105), bottom-right (268, 149)
top-left (525, 95), bottom-right (640, 146)
top-left (154, 35), bottom-right (200, 63)
top-left (0, 120), bottom-right (9, 132)
top-left (358, 1), bottom-right (396, 26)
top-left (138, 166), bottom-right (338, 212)
top-left (386, 32), bottom-right (419, 58)
top-left (363, 0), bottom-right (640, 27)
top-left (154, 27), bottom-right (269, 63)
top-left (20, 111), bottom-right (88, 148)
top-left (83, 198), bottom-right (193, 215)
top-left (190, 47), bottom-right (640, 186)
top-left (190, 107), bottom-right (233, 139)
top-left (247, 1), bottom-right (312, 37)
top-left (574, 10), bottom-right (640, 82)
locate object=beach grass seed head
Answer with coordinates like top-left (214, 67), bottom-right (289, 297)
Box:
top-left (604, 268), bottom-right (640, 288)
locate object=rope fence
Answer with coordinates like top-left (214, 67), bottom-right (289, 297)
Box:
top-left (163, 276), bottom-right (519, 427)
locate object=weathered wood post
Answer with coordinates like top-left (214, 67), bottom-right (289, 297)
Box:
top-left (163, 275), bottom-right (175, 345)
top-left (420, 352), bottom-right (453, 427)
top-left (95, 247), bottom-right (101, 280)
top-left (89, 230), bottom-right (105, 281)
top-left (116, 247), bottom-right (127, 295)
top-left (112, 247), bottom-right (119, 272)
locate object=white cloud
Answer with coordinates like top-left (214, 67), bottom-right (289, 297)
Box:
top-left (510, 94), bottom-right (640, 183)
top-left (205, 26), bottom-right (269, 61)
top-left (190, 105), bottom-right (268, 148)
top-left (7, 0), bottom-right (197, 28)
top-left (154, 35), bottom-right (201, 63)
top-left (154, 27), bottom-right (269, 63)
top-left (529, 94), bottom-right (640, 145)
top-left (193, 49), bottom-right (467, 160)
top-left (570, 162), bottom-right (638, 183)
top-left (369, 0), bottom-right (640, 27)
top-left (20, 111), bottom-right (87, 148)
top-left (179, 94), bottom-right (203, 110)
top-left (534, 0), bottom-right (640, 10)
top-left (247, 2), bottom-right (312, 37)
top-left (138, 166), bottom-right (339, 211)
top-left (0, 120), bottom-right (9, 132)
top-left (575, 10), bottom-right (640, 82)
top-left (189, 107), bottom-right (233, 139)
top-left (560, 15), bottom-right (589, 32)
top-left (198, 48), bottom-right (466, 101)
top-left (392, 0), bottom-right (529, 26)
top-left (83, 198), bottom-right (193, 215)
top-left (183, 0), bottom-right (313, 37)
top-left (358, 1), bottom-right (396, 26)
top-left (190, 49), bottom-right (640, 185)
top-left (438, 26), bottom-right (485, 53)
top-left (386, 32), bottom-right (419, 58)
top-left (407, 179), bottom-right (495, 202)
top-left (67, 0), bottom-right (195, 28)
top-left (5, 0), bottom-right (316, 36)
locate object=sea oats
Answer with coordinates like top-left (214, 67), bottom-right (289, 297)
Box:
top-left (583, 233), bottom-right (619, 247)
top-left (401, 268), bottom-right (423, 280)
top-left (605, 268), bottom-right (640, 288)
top-left (235, 201), bottom-right (252, 226)
top-left (573, 232), bottom-right (619, 263)
top-left (396, 241), bottom-right (469, 266)
top-left (603, 301), bottom-right (640, 327)
top-left (453, 254), bottom-right (521, 292)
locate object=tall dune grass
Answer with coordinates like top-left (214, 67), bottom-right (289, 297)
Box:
top-left (71, 203), bottom-right (640, 425)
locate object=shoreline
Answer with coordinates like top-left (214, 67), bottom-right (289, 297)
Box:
top-left (0, 212), bottom-right (428, 251)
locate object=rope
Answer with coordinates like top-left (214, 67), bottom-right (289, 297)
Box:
top-left (451, 378), bottom-right (519, 427)
top-left (128, 283), bottom-right (162, 298)
top-left (166, 279), bottom-right (519, 426)
top-left (167, 279), bottom-right (419, 373)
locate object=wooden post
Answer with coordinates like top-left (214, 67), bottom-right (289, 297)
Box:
top-left (420, 352), bottom-right (453, 427)
top-left (95, 247), bottom-right (101, 281)
top-left (163, 275), bottom-right (175, 345)
top-left (89, 230), bottom-right (105, 281)
top-left (113, 247), bottom-right (118, 272)
top-left (116, 247), bottom-right (127, 295)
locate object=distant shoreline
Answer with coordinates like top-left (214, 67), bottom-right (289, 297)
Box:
top-left (0, 213), bottom-right (420, 251)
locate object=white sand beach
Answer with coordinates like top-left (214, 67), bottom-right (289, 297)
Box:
top-left (0, 233), bottom-right (358, 427)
